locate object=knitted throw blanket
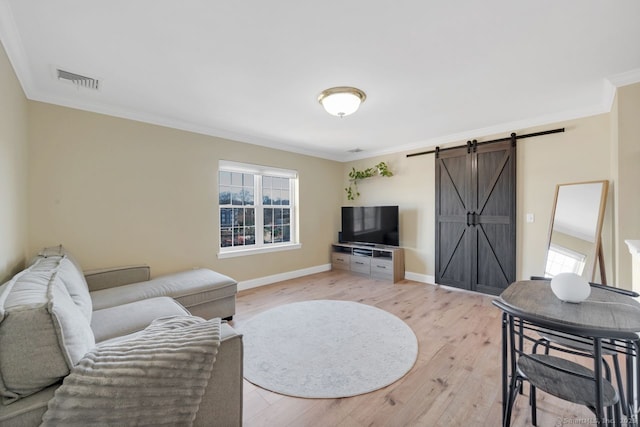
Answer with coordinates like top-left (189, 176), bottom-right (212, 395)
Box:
top-left (41, 316), bottom-right (221, 427)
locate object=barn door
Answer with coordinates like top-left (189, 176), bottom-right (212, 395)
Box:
top-left (435, 138), bottom-right (516, 295)
top-left (435, 145), bottom-right (472, 290)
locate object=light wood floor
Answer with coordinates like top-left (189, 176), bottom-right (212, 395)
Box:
top-left (229, 271), bottom-right (595, 427)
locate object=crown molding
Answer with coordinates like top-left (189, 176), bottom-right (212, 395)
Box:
top-left (32, 88), bottom-right (614, 165)
top-left (600, 69), bottom-right (640, 112)
top-left (607, 68), bottom-right (640, 88)
top-left (20, 85), bottom-right (621, 165)
top-left (346, 102), bottom-right (610, 162)
top-left (0, 0), bottom-right (34, 98)
top-left (30, 91), bottom-right (345, 161)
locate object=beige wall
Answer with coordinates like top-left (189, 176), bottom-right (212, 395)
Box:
top-left (518, 117), bottom-right (612, 282)
top-left (343, 153), bottom-right (435, 280)
top-left (343, 115), bottom-right (613, 283)
top-left (613, 83), bottom-right (640, 289)
top-left (0, 41), bottom-right (29, 282)
top-left (27, 103), bottom-right (343, 281)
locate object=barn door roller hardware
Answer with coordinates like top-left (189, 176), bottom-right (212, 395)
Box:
top-left (408, 128), bottom-right (564, 159)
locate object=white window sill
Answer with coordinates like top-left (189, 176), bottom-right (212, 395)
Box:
top-left (217, 243), bottom-right (302, 259)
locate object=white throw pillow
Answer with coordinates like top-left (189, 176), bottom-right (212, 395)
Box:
top-left (0, 257), bottom-right (95, 404)
top-left (35, 246), bottom-right (92, 319)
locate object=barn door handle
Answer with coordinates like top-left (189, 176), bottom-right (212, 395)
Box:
top-left (467, 211), bottom-right (478, 226)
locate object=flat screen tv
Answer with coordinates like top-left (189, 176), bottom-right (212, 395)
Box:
top-left (341, 206), bottom-right (399, 247)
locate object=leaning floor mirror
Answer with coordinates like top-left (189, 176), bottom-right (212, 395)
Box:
top-left (543, 180), bottom-right (609, 283)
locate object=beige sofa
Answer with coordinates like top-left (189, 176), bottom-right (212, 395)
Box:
top-left (0, 246), bottom-right (243, 426)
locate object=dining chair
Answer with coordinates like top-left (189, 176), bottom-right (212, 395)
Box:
top-left (530, 276), bottom-right (639, 418)
top-left (494, 299), bottom-right (623, 426)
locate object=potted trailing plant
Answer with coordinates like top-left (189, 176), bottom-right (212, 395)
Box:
top-left (345, 161), bottom-right (393, 200)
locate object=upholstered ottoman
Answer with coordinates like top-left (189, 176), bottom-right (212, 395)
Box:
top-left (88, 267), bottom-right (237, 320)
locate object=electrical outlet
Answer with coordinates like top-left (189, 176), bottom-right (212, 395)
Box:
top-left (526, 213), bottom-right (535, 223)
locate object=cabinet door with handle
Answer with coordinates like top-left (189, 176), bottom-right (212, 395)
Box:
top-left (350, 256), bottom-right (371, 275)
top-left (371, 259), bottom-right (393, 281)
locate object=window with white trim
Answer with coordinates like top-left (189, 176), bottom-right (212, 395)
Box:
top-left (544, 244), bottom-right (586, 277)
top-left (218, 161), bottom-right (298, 256)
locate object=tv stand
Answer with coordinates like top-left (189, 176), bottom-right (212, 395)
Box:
top-left (353, 242), bottom-right (376, 247)
top-left (331, 243), bottom-right (405, 283)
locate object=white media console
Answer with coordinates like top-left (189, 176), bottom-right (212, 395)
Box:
top-left (331, 243), bottom-right (405, 283)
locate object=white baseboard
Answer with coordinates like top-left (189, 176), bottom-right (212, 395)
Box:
top-left (403, 273), bottom-right (482, 295)
top-left (237, 264), bottom-right (332, 292)
top-left (404, 271), bottom-right (435, 284)
top-left (238, 267), bottom-right (438, 292)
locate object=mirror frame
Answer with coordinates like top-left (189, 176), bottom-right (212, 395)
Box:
top-left (544, 180), bottom-right (609, 282)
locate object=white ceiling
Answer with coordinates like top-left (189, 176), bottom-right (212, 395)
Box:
top-left (1, 1), bottom-right (639, 162)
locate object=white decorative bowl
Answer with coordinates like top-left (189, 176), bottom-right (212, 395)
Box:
top-left (550, 272), bottom-right (591, 303)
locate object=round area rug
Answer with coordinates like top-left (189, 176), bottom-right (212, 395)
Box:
top-left (238, 299), bottom-right (418, 398)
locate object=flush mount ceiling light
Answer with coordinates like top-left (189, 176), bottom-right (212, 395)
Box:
top-left (318, 86), bottom-right (366, 118)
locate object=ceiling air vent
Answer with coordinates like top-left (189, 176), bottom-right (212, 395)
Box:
top-left (56, 69), bottom-right (100, 90)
